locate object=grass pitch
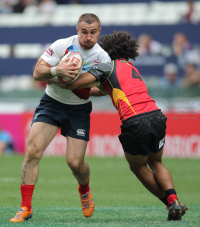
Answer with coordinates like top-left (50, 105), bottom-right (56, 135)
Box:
top-left (0, 155), bottom-right (200, 226)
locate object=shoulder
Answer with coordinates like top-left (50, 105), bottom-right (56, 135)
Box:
top-left (95, 44), bottom-right (111, 63)
top-left (52, 35), bottom-right (77, 47)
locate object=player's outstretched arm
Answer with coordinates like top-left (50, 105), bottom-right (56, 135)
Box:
top-left (64, 62), bottom-right (113, 90)
top-left (90, 86), bottom-right (107, 97)
top-left (64, 73), bottom-right (97, 90)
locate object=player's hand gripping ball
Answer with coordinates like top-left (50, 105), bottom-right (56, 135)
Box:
top-left (57, 52), bottom-right (83, 84)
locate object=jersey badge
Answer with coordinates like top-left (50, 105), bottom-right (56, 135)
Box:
top-left (94, 55), bottom-right (101, 63)
top-left (46, 48), bottom-right (54, 56)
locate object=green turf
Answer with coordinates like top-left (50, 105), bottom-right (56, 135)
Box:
top-left (0, 156), bottom-right (200, 226)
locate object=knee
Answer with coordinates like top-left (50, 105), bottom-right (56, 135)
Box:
top-left (67, 159), bottom-right (82, 174)
top-left (26, 142), bottom-right (42, 163)
top-left (147, 159), bottom-right (162, 172)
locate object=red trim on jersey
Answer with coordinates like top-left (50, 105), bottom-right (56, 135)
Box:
top-left (65, 49), bottom-right (69, 55)
top-left (72, 88), bottom-right (91, 100)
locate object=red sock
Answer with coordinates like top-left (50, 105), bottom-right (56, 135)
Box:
top-left (20, 185), bottom-right (34, 212)
top-left (167, 194), bottom-right (177, 205)
top-left (78, 181), bottom-right (89, 194)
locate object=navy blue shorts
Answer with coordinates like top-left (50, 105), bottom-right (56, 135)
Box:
top-left (32, 93), bottom-right (92, 141)
top-left (118, 110), bottom-right (167, 156)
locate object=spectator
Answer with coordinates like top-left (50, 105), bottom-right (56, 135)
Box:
top-left (181, 63), bottom-right (200, 87)
top-left (138, 34), bottom-right (162, 56)
top-left (38, 0), bottom-right (57, 14)
top-left (12, 0), bottom-right (29, 13)
top-left (0, 0), bottom-right (13, 14)
top-left (182, 0), bottom-right (200, 24)
top-left (160, 63), bottom-right (181, 88)
top-left (172, 32), bottom-right (200, 68)
top-left (0, 125), bottom-right (14, 155)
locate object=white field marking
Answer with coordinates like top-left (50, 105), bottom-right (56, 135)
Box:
top-left (37, 178), bottom-right (77, 184)
top-left (0, 177), bottom-right (19, 183)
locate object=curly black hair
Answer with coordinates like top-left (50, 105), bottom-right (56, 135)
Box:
top-left (99, 31), bottom-right (139, 61)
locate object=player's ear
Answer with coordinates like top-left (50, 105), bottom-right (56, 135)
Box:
top-left (76, 27), bottom-right (78, 33)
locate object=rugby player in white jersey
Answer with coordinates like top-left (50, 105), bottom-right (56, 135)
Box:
top-left (10, 13), bottom-right (111, 222)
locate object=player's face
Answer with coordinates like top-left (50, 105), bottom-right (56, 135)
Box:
top-left (76, 21), bottom-right (101, 50)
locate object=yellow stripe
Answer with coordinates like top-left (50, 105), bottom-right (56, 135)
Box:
top-left (112, 88), bottom-right (137, 115)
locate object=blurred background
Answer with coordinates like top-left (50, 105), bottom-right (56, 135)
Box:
top-left (0, 0), bottom-right (200, 157)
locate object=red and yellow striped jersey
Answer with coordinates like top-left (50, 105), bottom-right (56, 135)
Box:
top-left (102, 59), bottom-right (159, 121)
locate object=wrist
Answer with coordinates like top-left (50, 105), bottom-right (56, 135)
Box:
top-left (51, 66), bottom-right (57, 77)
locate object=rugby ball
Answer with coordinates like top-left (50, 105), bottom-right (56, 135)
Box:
top-left (57, 52), bottom-right (83, 85)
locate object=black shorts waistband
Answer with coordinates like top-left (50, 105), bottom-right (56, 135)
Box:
top-left (121, 109), bottom-right (161, 128)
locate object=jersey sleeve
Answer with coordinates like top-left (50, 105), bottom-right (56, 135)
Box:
top-left (41, 38), bottom-right (71, 66)
top-left (101, 51), bottom-right (111, 63)
top-left (88, 61), bottom-right (113, 81)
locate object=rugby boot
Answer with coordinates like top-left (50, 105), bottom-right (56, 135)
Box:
top-left (167, 200), bottom-right (182, 221)
top-left (79, 189), bottom-right (95, 218)
top-left (10, 207), bottom-right (32, 222)
top-left (180, 202), bottom-right (188, 216)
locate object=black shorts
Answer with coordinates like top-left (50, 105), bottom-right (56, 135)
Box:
top-left (32, 93), bottom-right (92, 141)
top-left (118, 110), bottom-right (167, 156)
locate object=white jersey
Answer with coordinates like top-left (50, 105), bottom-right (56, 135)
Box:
top-left (41, 35), bottom-right (111, 105)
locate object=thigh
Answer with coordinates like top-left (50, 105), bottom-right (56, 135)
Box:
top-left (66, 136), bottom-right (88, 163)
top-left (124, 152), bottom-right (148, 168)
top-left (27, 122), bottom-right (59, 155)
top-left (148, 147), bottom-right (164, 163)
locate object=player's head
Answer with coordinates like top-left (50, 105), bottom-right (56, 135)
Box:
top-left (76, 13), bottom-right (101, 50)
top-left (99, 31), bottom-right (139, 61)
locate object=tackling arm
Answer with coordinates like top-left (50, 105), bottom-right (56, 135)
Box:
top-left (90, 86), bottom-right (107, 97)
top-left (65, 62), bottom-right (113, 90)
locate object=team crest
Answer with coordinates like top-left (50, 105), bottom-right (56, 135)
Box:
top-left (94, 55), bottom-right (101, 63)
top-left (46, 47), bottom-right (54, 56)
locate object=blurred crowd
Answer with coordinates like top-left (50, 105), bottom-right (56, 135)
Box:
top-left (0, 0), bottom-right (81, 14)
top-left (138, 32), bottom-right (200, 89)
top-left (0, 0), bottom-right (200, 23)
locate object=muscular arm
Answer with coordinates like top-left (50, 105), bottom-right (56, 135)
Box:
top-left (65, 73), bottom-right (96, 90)
top-left (64, 62), bottom-right (113, 89)
top-left (33, 57), bottom-right (80, 82)
top-left (90, 86), bottom-right (107, 96)
top-left (33, 58), bottom-right (54, 81)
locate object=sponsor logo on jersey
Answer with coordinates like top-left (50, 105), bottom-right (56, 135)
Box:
top-left (77, 129), bottom-right (86, 137)
top-left (159, 137), bottom-right (165, 149)
top-left (94, 55), bottom-right (101, 63)
top-left (46, 47), bottom-right (54, 56)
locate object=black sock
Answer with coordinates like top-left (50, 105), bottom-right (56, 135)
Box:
top-left (160, 196), bottom-right (168, 206)
top-left (165, 189), bottom-right (177, 198)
